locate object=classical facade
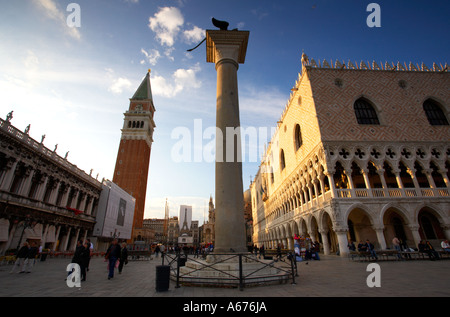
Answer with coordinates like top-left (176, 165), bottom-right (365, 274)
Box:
top-left (250, 54), bottom-right (450, 257)
top-left (113, 70), bottom-right (156, 242)
top-left (143, 218), bottom-right (164, 243)
top-left (0, 114), bottom-right (102, 254)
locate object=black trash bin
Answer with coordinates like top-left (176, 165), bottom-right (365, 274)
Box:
top-left (155, 265), bottom-right (170, 292)
top-left (179, 256), bottom-right (187, 267)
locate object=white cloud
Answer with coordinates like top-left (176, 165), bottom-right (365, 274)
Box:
top-left (148, 7), bottom-right (184, 47)
top-left (151, 64), bottom-right (202, 98)
top-left (109, 77), bottom-right (133, 95)
top-left (183, 25), bottom-right (205, 44)
top-left (32, 0), bottom-right (81, 40)
top-left (140, 48), bottom-right (161, 65)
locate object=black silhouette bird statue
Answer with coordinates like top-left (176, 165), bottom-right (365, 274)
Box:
top-left (187, 17), bottom-right (232, 52)
top-left (212, 17), bottom-right (229, 30)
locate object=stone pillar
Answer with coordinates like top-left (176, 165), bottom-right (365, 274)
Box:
top-left (319, 229), bottom-right (330, 255)
top-left (408, 224), bottom-right (422, 248)
top-left (206, 30), bottom-right (249, 253)
top-left (374, 227), bottom-right (387, 250)
top-left (334, 228), bottom-right (349, 257)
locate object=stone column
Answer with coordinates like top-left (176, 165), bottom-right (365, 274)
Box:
top-left (319, 229), bottom-right (330, 255)
top-left (334, 228), bottom-right (349, 257)
top-left (374, 227), bottom-right (387, 250)
top-left (206, 30), bottom-right (249, 253)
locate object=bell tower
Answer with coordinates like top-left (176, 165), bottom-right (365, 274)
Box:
top-left (113, 70), bottom-right (155, 241)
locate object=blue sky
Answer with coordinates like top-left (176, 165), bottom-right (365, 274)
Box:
top-left (0, 0), bottom-right (448, 222)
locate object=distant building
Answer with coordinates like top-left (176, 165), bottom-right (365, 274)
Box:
top-left (143, 218), bottom-right (164, 243)
top-left (167, 216), bottom-right (179, 247)
top-left (201, 196), bottom-right (215, 246)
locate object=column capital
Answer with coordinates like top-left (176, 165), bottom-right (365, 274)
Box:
top-left (206, 30), bottom-right (249, 64)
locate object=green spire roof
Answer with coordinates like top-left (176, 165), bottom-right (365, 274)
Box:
top-left (132, 70), bottom-right (152, 100)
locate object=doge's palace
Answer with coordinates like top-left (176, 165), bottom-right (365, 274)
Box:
top-left (251, 54), bottom-right (450, 257)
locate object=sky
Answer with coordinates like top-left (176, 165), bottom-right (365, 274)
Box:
top-left (0, 0), bottom-right (448, 224)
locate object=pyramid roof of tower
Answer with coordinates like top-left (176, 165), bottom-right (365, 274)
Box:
top-left (132, 70), bottom-right (153, 100)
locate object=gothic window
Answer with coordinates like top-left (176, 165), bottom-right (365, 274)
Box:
top-left (280, 149), bottom-right (286, 171)
top-left (382, 162), bottom-right (398, 188)
top-left (414, 162), bottom-right (430, 188)
top-left (294, 124), bottom-right (302, 151)
top-left (430, 162), bottom-right (446, 188)
top-left (423, 99), bottom-right (449, 125)
top-left (353, 98), bottom-right (380, 125)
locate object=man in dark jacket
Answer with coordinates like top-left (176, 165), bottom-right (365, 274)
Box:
top-left (105, 239), bottom-right (121, 279)
top-left (24, 242), bottom-right (38, 273)
top-left (118, 242), bottom-right (128, 274)
top-left (10, 242), bottom-right (29, 273)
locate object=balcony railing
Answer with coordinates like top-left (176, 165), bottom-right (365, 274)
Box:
top-left (336, 187), bottom-right (449, 198)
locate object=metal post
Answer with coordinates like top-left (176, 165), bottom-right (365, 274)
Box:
top-left (290, 253), bottom-right (296, 285)
top-left (176, 254), bottom-right (181, 287)
top-left (239, 254), bottom-right (244, 291)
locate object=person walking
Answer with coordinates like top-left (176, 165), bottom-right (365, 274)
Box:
top-left (118, 242), bottom-right (128, 274)
top-left (85, 238), bottom-right (93, 272)
top-left (276, 244), bottom-right (283, 261)
top-left (10, 242), bottom-right (29, 273)
top-left (105, 239), bottom-right (121, 280)
top-left (70, 240), bottom-right (85, 280)
top-left (24, 242), bottom-right (38, 273)
top-left (80, 241), bottom-right (91, 281)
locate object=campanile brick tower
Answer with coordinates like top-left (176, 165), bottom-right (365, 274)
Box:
top-left (113, 70), bottom-right (155, 242)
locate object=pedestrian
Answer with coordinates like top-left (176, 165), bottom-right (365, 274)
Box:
top-left (118, 242), bottom-right (128, 274)
top-left (10, 242), bottom-right (29, 273)
top-left (24, 241), bottom-right (38, 273)
top-left (81, 241), bottom-right (91, 281)
top-left (312, 241), bottom-right (321, 260)
top-left (259, 244), bottom-right (265, 259)
top-left (70, 240), bottom-right (85, 280)
top-left (105, 239), bottom-right (121, 280)
top-left (155, 244), bottom-right (160, 258)
top-left (276, 244), bottom-right (283, 261)
top-left (86, 238), bottom-right (93, 271)
top-left (254, 244), bottom-right (258, 257)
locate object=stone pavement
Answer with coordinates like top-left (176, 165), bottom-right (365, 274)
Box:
top-left (0, 254), bottom-right (449, 298)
